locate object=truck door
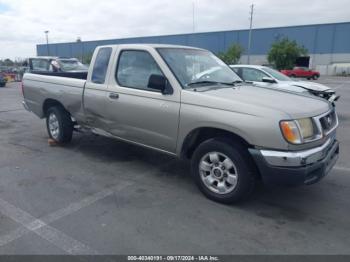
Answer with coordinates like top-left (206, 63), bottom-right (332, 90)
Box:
top-left (83, 47), bottom-right (113, 129)
top-left (104, 48), bottom-right (180, 154)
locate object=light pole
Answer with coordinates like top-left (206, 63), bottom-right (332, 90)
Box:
top-left (44, 30), bottom-right (50, 56)
top-left (247, 4), bottom-right (254, 64)
top-left (192, 1), bottom-right (195, 33)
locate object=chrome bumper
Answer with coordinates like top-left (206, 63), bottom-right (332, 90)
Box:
top-left (259, 138), bottom-right (335, 167)
top-left (249, 139), bottom-right (339, 186)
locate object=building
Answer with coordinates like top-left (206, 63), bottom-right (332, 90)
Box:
top-left (37, 21), bottom-right (350, 75)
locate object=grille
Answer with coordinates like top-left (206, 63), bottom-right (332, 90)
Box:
top-left (319, 111), bottom-right (337, 134)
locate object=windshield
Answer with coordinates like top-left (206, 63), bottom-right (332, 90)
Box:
top-left (157, 48), bottom-right (242, 88)
top-left (57, 59), bottom-right (88, 71)
top-left (263, 67), bottom-right (291, 81)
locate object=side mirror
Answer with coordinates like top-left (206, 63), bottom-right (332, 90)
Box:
top-left (148, 74), bottom-right (173, 94)
top-left (262, 77), bottom-right (277, 83)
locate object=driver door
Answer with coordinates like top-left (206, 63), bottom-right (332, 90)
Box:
top-left (104, 48), bottom-right (181, 154)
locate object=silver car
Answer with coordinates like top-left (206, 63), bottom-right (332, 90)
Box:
top-left (230, 65), bottom-right (339, 103)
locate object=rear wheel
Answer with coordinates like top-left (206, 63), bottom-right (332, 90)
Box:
top-left (313, 74), bottom-right (319, 80)
top-left (191, 138), bottom-right (255, 204)
top-left (291, 74), bottom-right (296, 78)
top-left (46, 106), bottom-right (74, 144)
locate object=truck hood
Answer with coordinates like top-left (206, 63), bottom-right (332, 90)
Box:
top-left (182, 84), bottom-right (331, 119)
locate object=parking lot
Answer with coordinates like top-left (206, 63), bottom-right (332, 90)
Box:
top-left (0, 77), bottom-right (349, 255)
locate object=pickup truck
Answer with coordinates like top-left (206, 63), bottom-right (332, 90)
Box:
top-left (22, 44), bottom-right (339, 203)
top-left (281, 67), bottom-right (320, 80)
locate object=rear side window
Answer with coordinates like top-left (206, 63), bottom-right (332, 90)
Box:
top-left (91, 47), bottom-right (112, 84)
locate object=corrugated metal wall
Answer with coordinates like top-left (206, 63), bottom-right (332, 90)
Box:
top-left (37, 22), bottom-right (350, 59)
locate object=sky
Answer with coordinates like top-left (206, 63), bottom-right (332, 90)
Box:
top-left (0, 0), bottom-right (349, 59)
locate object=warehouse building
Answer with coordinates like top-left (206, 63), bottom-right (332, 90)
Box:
top-left (37, 21), bottom-right (350, 75)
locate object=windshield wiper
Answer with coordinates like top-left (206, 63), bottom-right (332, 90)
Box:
top-left (186, 80), bottom-right (236, 87)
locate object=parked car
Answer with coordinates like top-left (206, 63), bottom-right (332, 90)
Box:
top-left (230, 65), bottom-right (339, 103)
top-left (281, 67), bottom-right (320, 80)
top-left (0, 74), bottom-right (6, 87)
top-left (22, 44), bottom-right (339, 204)
top-left (24, 57), bottom-right (88, 79)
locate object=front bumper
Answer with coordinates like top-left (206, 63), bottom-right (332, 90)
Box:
top-left (249, 139), bottom-right (339, 186)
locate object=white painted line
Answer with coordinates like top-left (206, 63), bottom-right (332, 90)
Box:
top-left (334, 166), bottom-right (350, 172)
top-left (34, 224), bottom-right (98, 255)
top-left (43, 180), bottom-right (133, 224)
top-left (0, 227), bottom-right (29, 247)
top-left (42, 188), bottom-right (114, 224)
top-left (0, 180), bottom-right (133, 251)
top-left (0, 198), bottom-right (97, 254)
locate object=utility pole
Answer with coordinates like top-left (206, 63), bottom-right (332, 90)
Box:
top-left (247, 4), bottom-right (254, 64)
top-left (44, 30), bottom-right (50, 56)
top-left (192, 1), bottom-right (196, 33)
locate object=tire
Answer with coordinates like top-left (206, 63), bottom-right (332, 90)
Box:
top-left (313, 74), bottom-right (319, 80)
top-left (46, 106), bottom-right (74, 144)
top-left (191, 138), bottom-right (255, 204)
top-left (291, 74), bottom-right (296, 78)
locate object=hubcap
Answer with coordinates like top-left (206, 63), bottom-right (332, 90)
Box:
top-left (48, 113), bottom-right (60, 140)
top-left (199, 152), bottom-right (238, 195)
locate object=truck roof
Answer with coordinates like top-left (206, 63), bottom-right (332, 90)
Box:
top-left (97, 43), bottom-right (205, 50)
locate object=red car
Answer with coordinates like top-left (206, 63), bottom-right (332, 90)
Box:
top-left (280, 67), bottom-right (320, 80)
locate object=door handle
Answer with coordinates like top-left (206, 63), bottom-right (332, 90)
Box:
top-left (109, 93), bottom-right (119, 99)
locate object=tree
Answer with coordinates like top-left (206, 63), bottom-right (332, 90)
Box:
top-left (3, 59), bottom-right (14, 67)
top-left (218, 44), bottom-right (244, 65)
top-left (268, 37), bottom-right (308, 70)
top-left (82, 52), bottom-right (93, 65)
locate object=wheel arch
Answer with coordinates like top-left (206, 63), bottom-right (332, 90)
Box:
top-left (43, 99), bottom-right (67, 117)
top-left (179, 127), bottom-right (252, 160)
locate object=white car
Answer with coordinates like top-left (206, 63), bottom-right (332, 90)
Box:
top-left (230, 65), bottom-right (339, 103)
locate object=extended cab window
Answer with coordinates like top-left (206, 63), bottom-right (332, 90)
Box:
top-left (116, 50), bottom-right (163, 90)
top-left (242, 68), bottom-right (268, 82)
top-left (91, 47), bottom-right (112, 84)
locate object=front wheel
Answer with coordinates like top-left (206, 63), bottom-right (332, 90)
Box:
top-left (191, 138), bottom-right (255, 204)
top-left (46, 106), bottom-right (74, 144)
top-left (313, 74), bottom-right (319, 80)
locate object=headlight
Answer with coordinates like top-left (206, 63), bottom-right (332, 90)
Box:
top-left (280, 118), bottom-right (317, 144)
top-left (297, 118), bottom-right (314, 139)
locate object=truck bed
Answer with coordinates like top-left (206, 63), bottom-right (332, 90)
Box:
top-left (23, 73), bottom-right (86, 121)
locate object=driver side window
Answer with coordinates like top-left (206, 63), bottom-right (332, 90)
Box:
top-left (242, 68), bottom-right (268, 82)
top-left (116, 50), bottom-right (164, 91)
